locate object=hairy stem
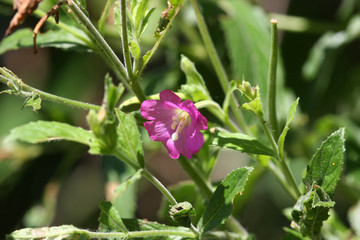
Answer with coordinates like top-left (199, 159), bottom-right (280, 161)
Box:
top-left (67, 0), bottom-right (146, 102)
top-left (0, 73), bottom-right (101, 111)
top-left (267, 19), bottom-right (279, 138)
top-left (141, 169), bottom-right (178, 205)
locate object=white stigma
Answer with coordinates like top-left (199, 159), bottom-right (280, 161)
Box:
top-left (171, 111), bottom-right (190, 141)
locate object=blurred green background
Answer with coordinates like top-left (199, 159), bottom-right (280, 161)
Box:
top-left (0, 0), bottom-right (359, 239)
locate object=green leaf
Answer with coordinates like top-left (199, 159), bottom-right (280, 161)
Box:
top-left (278, 98), bottom-right (299, 159)
top-left (6, 225), bottom-right (90, 240)
top-left (115, 109), bottom-right (144, 168)
top-left (220, 1), bottom-right (293, 121)
top-left (291, 184), bottom-right (335, 239)
top-left (98, 201), bottom-right (128, 233)
top-left (303, 128), bottom-right (345, 196)
top-left (223, 80), bottom-right (238, 119)
top-left (0, 28), bottom-right (92, 54)
top-left (198, 167), bottom-right (253, 234)
top-left (5, 121), bottom-right (98, 148)
top-left (180, 55), bottom-right (211, 102)
top-left (23, 93), bottom-right (42, 112)
top-left (211, 130), bottom-right (276, 157)
top-left (241, 98), bottom-right (264, 117)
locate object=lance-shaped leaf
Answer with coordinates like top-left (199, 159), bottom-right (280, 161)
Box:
top-left (6, 225), bottom-right (90, 240)
top-left (5, 121), bottom-right (98, 148)
top-left (198, 167), bottom-right (253, 234)
top-left (211, 130), bottom-right (276, 157)
top-left (180, 55), bottom-right (211, 102)
top-left (303, 128), bottom-right (345, 196)
top-left (115, 109), bottom-right (145, 168)
top-left (98, 201), bottom-right (128, 233)
top-left (278, 98), bottom-right (299, 159)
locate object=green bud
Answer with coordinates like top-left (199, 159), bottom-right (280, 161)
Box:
top-left (87, 108), bottom-right (118, 151)
top-left (169, 202), bottom-right (195, 226)
top-left (237, 80), bottom-right (260, 102)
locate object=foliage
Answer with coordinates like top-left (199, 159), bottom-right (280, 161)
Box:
top-left (0, 0), bottom-right (359, 239)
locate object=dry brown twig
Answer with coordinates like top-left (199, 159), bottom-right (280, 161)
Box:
top-left (5, 0), bottom-right (68, 54)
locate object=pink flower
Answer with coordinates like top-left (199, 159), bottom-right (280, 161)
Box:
top-left (140, 90), bottom-right (208, 159)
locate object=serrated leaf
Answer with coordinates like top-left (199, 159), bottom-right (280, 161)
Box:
top-left (303, 128), bottom-right (345, 196)
top-left (211, 130), bottom-right (276, 157)
top-left (278, 98), bottom-right (299, 159)
top-left (98, 201), bottom-right (128, 233)
top-left (180, 55), bottom-right (211, 102)
top-left (6, 225), bottom-right (89, 240)
top-left (0, 28), bottom-right (92, 54)
top-left (198, 167), bottom-right (253, 234)
top-left (291, 184), bottom-right (335, 238)
top-left (115, 109), bottom-right (144, 168)
top-left (5, 121), bottom-right (97, 147)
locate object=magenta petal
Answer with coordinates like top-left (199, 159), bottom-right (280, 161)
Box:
top-left (141, 99), bottom-right (177, 121)
top-left (180, 100), bottom-right (208, 130)
top-left (164, 138), bottom-right (180, 159)
top-left (160, 89), bottom-right (182, 107)
top-left (144, 120), bottom-right (172, 142)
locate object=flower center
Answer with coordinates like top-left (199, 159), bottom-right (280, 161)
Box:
top-left (171, 110), bottom-right (190, 141)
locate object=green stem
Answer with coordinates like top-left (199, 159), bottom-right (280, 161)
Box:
top-left (120, 0), bottom-right (134, 80)
top-left (177, 156), bottom-right (213, 198)
top-left (85, 229), bottom-right (196, 239)
top-left (267, 19), bottom-right (279, 138)
top-left (190, 0), bottom-right (249, 134)
top-left (258, 114), bottom-right (301, 199)
top-left (177, 156), bottom-right (249, 238)
top-left (134, 3), bottom-right (182, 79)
top-left (67, 0), bottom-right (147, 102)
top-left (141, 169), bottom-right (178, 205)
top-left (0, 74), bottom-right (101, 111)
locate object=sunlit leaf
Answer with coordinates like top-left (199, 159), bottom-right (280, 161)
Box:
top-left (198, 167), bottom-right (253, 234)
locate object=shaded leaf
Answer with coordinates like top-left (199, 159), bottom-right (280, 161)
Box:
top-left (115, 109), bottom-right (144, 168)
top-left (98, 201), bottom-right (128, 233)
top-left (198, 167), bottom-right (253, 234)
top-left (291, 184), bottom-right (335, 239)
top-left (180, 55), bottom-right (211, 102)
top-left (0, 28), bottom-right (92, 54)
top-left (5, 121), bottom-right (97, 147)
top-left (303, 128), bottom-right (345, 196)
top-left (211, 130), bottom-right (276, 157)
